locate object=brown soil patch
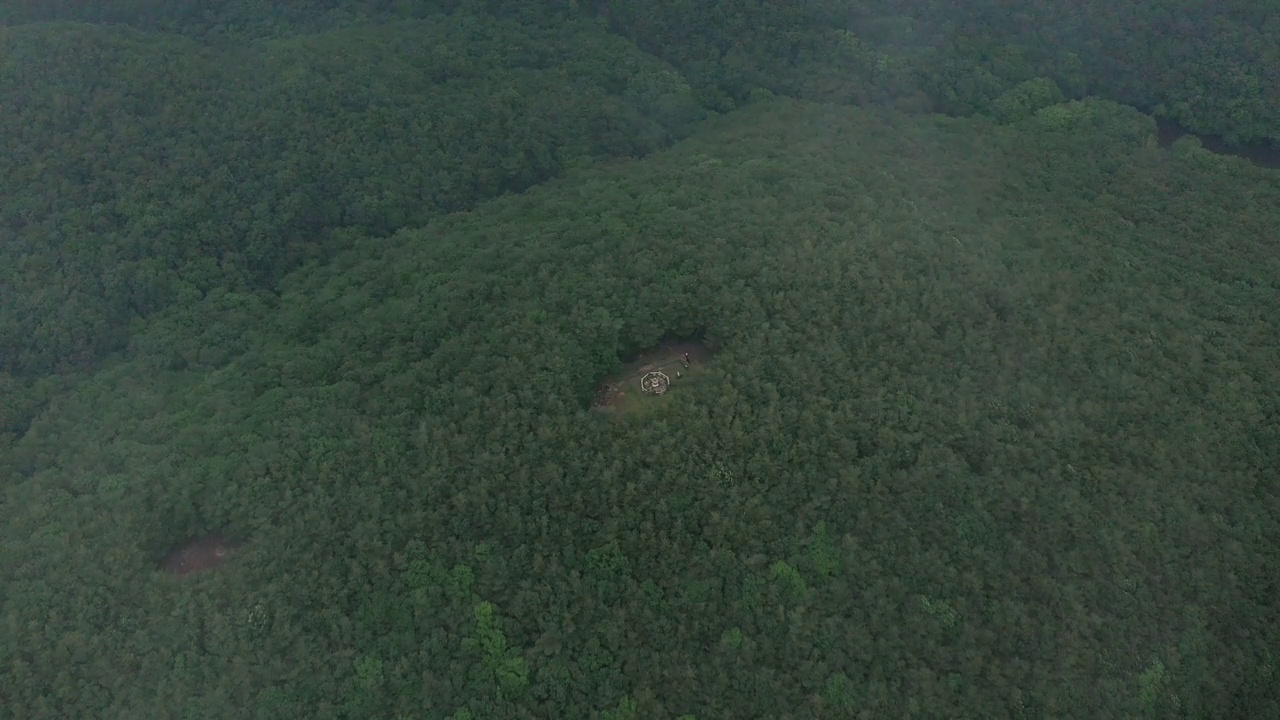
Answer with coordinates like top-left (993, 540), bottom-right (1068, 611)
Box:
top-left (160, 534), bottom-right (242, 577)
top-left (591, 339), bottom-right (713, 415)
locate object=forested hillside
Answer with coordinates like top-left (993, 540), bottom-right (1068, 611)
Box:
top-left (5, 0), bottom-right (1276, 143)
top-left (0, 11), bottom-right (702, 388)
top-left (846, 0), bottom-right (1280, 145)
top-left (2, 1), bottom-right (1279, 718)
top-left (3, 96), bottom-right (1277, 717)
top-left (4, 0), bottom-right (1275, 393)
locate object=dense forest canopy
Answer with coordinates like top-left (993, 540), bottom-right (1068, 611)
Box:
top-left (0, 12), bottom-right (702, 385)
top-left (845, 0), bottom-right (1280, 144)
top-left (1, 2), bottom-right (1277, 719)
top-left (3, 0), bottom-right (1277, 140)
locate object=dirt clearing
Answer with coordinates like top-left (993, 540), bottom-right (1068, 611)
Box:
top-left (591, 339), bottom-right (714, 415)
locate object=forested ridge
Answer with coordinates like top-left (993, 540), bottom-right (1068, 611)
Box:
top-left (841, 0), bottom-right (1280, 143)
top-left (2, 2), bottom-right (1279, 719)
top-left (3, 0), bottom-right (1277, 139)
top-left (3, 0), bottom-right (1277, 389)
top-left (0, 11), bottom-right (702, 385)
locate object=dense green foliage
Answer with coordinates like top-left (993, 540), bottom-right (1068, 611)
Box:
top-left (4, 0), bottom-right (1275, 390)
top-left (2, 2), bottom-right (1278, 718)
top-left (849, 0), bottom-right (1280, 144)
top-left (6, 1), bottom-right (1277, 142)
top-left (3, 95), bottom-right (1278, 717)
top-left (586, 0), bottom-right (857, 110)
top-left (0, 12), bottom-right (702, 383)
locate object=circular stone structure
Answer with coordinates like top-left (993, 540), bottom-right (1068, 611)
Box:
top-left (640, 370), bottom-right (670, 396)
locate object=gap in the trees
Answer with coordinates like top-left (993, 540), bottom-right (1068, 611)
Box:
top-left (1154, 116), bottom-right (1280, 169)
top-left (158, 534), bottom-right (243, 577)
top-left (591, 333), bottom-right (715, 415)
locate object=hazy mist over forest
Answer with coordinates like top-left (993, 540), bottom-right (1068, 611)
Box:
top-left (1, 2), bottom-right (1276, 718)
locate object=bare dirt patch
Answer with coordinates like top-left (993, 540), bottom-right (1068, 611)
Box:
top-left (160, 534), bottom-right (242, 577)
top-left (591, 339), bottom-right (713, 415)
